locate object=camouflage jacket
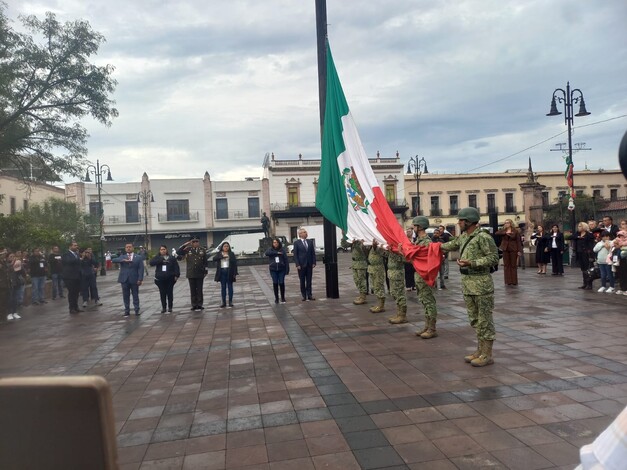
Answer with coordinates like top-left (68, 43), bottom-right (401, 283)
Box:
top-left (441, 229), bottom-right (499, 295)
top-left (367, 245), bottom-right (387, 271)
top-left (387, 250), bottom-right (405, 272)
top-left (413, 234), bottom-right (432, 248)
top-left (350, 240), bottom-right (369, 270)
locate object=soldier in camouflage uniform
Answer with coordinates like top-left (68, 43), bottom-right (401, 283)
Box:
top-left (368, 239), bottom-right (387, 313)
top-left (411, 216), bottom-right (439, 339)
top-left (350, 239), bottom-right (369, 305)
top-left (387, 248), bottom-right (408, 323)
top-left (440, 207), bottom-right (499, 367)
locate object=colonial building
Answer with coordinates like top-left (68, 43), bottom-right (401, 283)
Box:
top-left (0, 175), bottom-right (65, 216)
top-left (264, 151), bottom-right (408, 242)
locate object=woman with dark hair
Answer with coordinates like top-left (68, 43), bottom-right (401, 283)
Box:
top-left (496, 219), bottom-right (523, 285)
top-left (572, 222), bottom-right (596, 289)
top-left (149, 245), bottom-right (180, 313)
top-left (213, 242), bottom-right (238, 308)
top-left (265, 238), bottom-right (290, 304)
top-left (531, 225), bottom-right (550, 274)
top-left (548, 224), bottom-right (565, 275)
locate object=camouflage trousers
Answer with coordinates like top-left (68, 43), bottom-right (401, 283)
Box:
top-left (388, 270), bottom-right (406, 308)
top-left (414, 273), bottom-right (437, 321)
top-left (463, 294), bottom-right (495, 341)
top-left (368, 266), bottom-right (386, 299)
top-left (352, 268), bottom-right (367, 295)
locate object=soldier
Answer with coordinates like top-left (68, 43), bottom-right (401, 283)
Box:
top-left (176, 238), bottom-right (209, 311)
top-left (367, 239), bottom-right (387, 313)
top-left (440, 207), bottom-right (499, 367)
top-left (387, 247), bottom-right (408, 324)
top-left (349, 239), bottom-right (369, 305)
top-left (411, 216), bottom-right (439, 339)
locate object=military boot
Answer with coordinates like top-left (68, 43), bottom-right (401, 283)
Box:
top-left (464, 339), bottom-right (482, 363)
top-left (369, 297), bottom-right (385, 313)
top-left (471, 340), bottom-right (494, 367)
top-left (415, 320), bottom-right (429, 337)
top-left (388, 305), bottom-right (408, 324)
top-left (353, 292), bottom-right (367, 305)
top-left (420, 318), bottom-right (438, 339)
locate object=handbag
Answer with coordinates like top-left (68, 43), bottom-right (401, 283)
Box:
top-left (585, 264), bottom-right (600, 282)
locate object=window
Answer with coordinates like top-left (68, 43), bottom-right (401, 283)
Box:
top-left (248, 197), bottom-right (260, 218)
top-left (449, 195), bottom-right (458, 215)
top-left (542, 191), bottom-right (549, 207)
top-left (125, 201), bottom-right (139, 223)
top-left (505, 193), bottom-right (514, 213)
top-left (89, 201), bottom-right (102, 219)
top-left (576, 190), bottom-right (584, 197)
top-left (430, 196), bottom-right (440, 216)
top-left (385, 183), bottom-right (395, 203)
top-left (288, 187), bottom-right (299, 207)
top-left (167, 199), bottom-right (190, 221)
top-left (468, 194), bottom-right (477, 209)
top-left (10, 197), bottom-right (16, 214)
top-left (215, 199), bottom-right (228, 220)
top-left (592, 189), bottom-right (601, 199)
top-left (610, 189), bottom-right (618, 201)
top-left (487, 193), bottom-right (496, 213)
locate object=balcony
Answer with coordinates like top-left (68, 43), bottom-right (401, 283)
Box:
top-left (449, 208), bottom-right (459, 216)
top-left (505, 205), bottom-right (517, 213)
top-left (215, 210), bottom-right (260, 220)
top-left (271, 199), bottom-right (409, 219)
top-left (90, 215), bottom-right (144, 225)
top-left (157, 211), bottom-right (200, 223)
top-left (430, 208), bottom-right (442, 217)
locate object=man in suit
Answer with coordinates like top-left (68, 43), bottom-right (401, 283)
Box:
top-left (61, 241), bottom-right (82, 314)
top-left (293, 228), bottom-right (316, 301)
top-left (602, 216), bottom-right (619, 240)
top-left (112, 243), bottom-right (144, 316)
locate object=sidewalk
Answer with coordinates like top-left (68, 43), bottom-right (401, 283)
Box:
top-left (1, 254), bottom-right (626, 469)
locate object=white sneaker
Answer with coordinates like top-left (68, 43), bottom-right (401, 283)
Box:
top-left (615, 290), bottom-right (624, 295)
top-left (624, 291), bottom-right (627, 296)
top-left (13, 313), bottom-right (21, 319)
top-left (95, 300), bottom-right (103, 306)
top-left (82, 301), bottom-right (88, 308)
top-left (597, 287), bottom-right (606, 293)
top-left (7, 314), bottom-right (14, 320)
top-left (605, 287), bottom-right (615, 294)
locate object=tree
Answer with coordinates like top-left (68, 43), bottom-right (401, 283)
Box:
top-left (543, 193), bottom-right (598, 232)
top-left (0, 5), bottom-right (118, 181)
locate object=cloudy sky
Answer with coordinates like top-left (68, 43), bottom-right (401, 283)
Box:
top-left (7, 0), bottom-right (627, 183)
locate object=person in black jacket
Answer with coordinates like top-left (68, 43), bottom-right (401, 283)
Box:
top-left (531, 225), bottom-right (551, 275)
top-left (548, 224), bottom-right (565, 275)
top-left (149, 245), bottom-right (180, 313)
top-left (213, 242), bottom-right (238, 308)
top-left (61, 241), bottom-right (83, 314)
top-left (265, 238), bottom-right (290, 304)
top-left (572, 222), bottom-right (596, 289)
top-left (80, 248), bottom-right (101, 308)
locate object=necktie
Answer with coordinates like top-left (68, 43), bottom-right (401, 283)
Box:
top-left (129, 254), bottom-right (133, 261)
top-left (304, 240), bottom-right (308, 250)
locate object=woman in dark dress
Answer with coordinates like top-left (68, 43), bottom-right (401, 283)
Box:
top-left (531, 225), bottom-right (551, 274)
top-left (572, 222), bottom-right (596, 289)
top-left (213, 242), bottom-right (238, 308)
top-left (149, 245), bottom-right (180, 313)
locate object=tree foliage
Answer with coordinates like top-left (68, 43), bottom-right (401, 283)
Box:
top-left (543, 193), bottom-right (599, 232)
top-left (0, 5), bottom-right (118, 181)
top-left (0, 197), bottom-right (95, 250)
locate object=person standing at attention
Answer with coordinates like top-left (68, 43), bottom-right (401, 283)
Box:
top-left (265, 238), bottom-right (289, 304)
top-left (293, 228), bottom-right (316, 301)
top-left (112, 243), bottom-right (144, 316)
top-left (28, 247), bottom-right (47, 305)
top-left (496, 219), bottom-right (523, 286)
top-left (177, 238), bottom-right (208, 311)
top-left (150, 245), bottom-right (180, 313)
top-left (61, 241), bottom-right (82, 314)
top-left (48, 246), bottom-right (65, 300)
top-left (213, 242), bottom-right (238, 308)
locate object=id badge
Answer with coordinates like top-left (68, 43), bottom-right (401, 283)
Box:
top-left (162, 265), bottom-right (167, 272)
top-left (275, 256), bottom-right (280, 264)
top-left (39, 262), bottom-right (44, 268)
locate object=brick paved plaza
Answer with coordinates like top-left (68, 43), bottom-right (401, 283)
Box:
top-left (1, 252), bottom-right (626, 469)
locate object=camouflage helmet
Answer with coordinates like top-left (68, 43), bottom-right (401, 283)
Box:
top-left (411, 216), bottom-right (430, 229)
top-left (457, 207), bottom-right (480, 223)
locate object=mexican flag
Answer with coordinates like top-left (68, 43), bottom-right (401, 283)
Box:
top-left (315, 42), bottom-right (441, 286)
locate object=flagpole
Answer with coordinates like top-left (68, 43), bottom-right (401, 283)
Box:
top-left (315, 0), bottom-right (339, 298)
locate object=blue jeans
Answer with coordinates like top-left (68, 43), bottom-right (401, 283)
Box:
top-left (270, 270), bottom-right (286, 284)
top-left (31, 276), bottom-right (45, 303)
top-left (220, 268), bottom-right (233, 304)
top-left (599, 264), bottom-right (615, 288)
top-left (51, 273), bottom-right (64, 298)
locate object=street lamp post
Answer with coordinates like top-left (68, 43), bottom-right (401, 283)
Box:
top-left (85, 160), bottom-right (113, 276)
top-left (407, 156), bottom-right (428, 216)
top-left (546, 82), bottom-right (590, 235)
top-left (137, 190), bottom-right (154, 251)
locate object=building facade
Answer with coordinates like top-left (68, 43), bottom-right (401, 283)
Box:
top-left (0, 175), bottom-right (65, 216)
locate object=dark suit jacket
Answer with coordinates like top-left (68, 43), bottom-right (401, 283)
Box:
top-left (113, 253), bottom-right (144, 284)
top-left (604, 224), bottom-right (619, 239)
top-left (61, 250), bottom-right (82, 280)
top-left (293, 238), bottom-right (316, 268)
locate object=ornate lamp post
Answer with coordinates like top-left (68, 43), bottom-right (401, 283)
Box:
top-left (407, 155), bottom-right (428, 216)
top-left (85, 160), bottom-right (113, 276)
top-left (137, 190), bottom-right (154, 251)
top-left (546, 82), bottom-right (590, 233)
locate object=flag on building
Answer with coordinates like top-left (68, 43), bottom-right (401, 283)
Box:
top-left (315, 42), bottom-right (441, 285)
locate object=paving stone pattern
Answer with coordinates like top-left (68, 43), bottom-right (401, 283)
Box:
top-left (1, 252), bottom-right (626, 469)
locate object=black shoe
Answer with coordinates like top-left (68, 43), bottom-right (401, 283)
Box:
top-left (308, 297), bottom-right (315, 301)
top-left (444, 276), bottom-right (448, 279)
top-left (167, 308), bottom-right (172, 313)
top-left (220, 304), bottom-right (226, 308)
top-left (275, 299), bottom-right (279, 304)
top-left (135, 311), bottom-right (141, 316)
top-left (199, 306), bottom-right (205, 310)
top-left (302, 297), bottom-right (307, 302)
top-left (161, 308), bottom-right (166, 313)
top-left (191, 306), bottom-right (197, 311)
top-left (124, 311), bottom-right (130, 317)
top-left (228, 302), bottom-right (233, 308)
top-left (69, 309), bottom-right (79, 314)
